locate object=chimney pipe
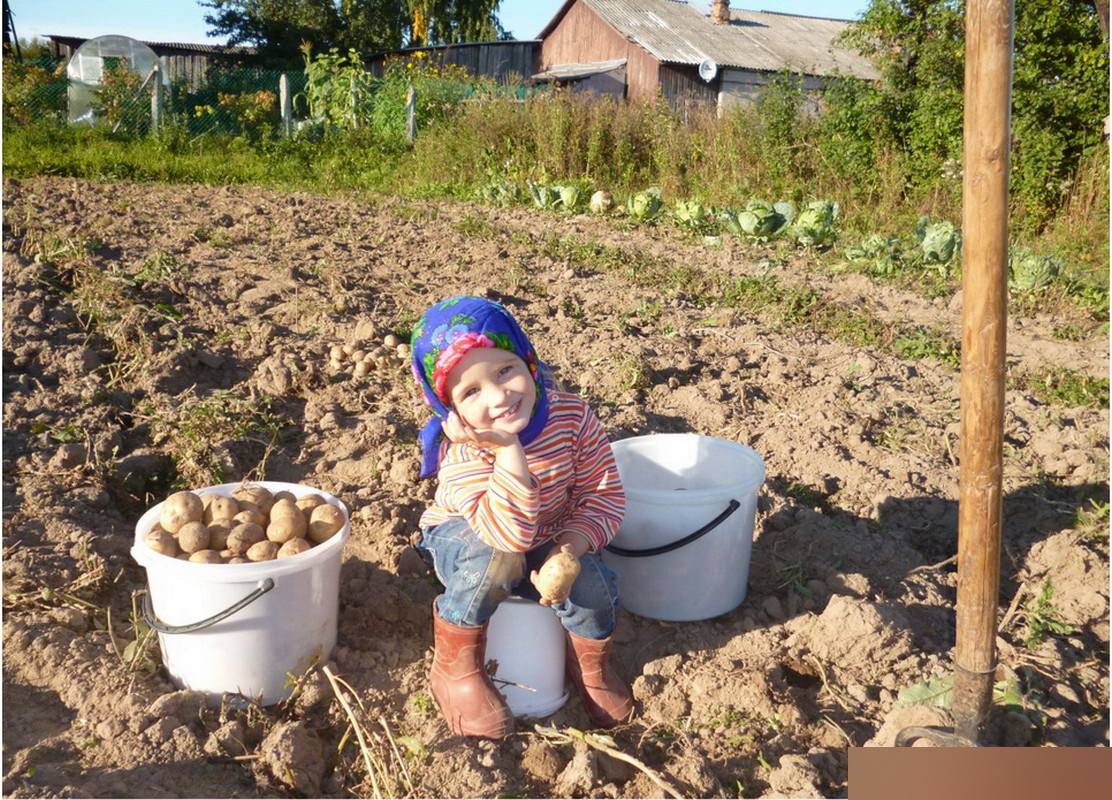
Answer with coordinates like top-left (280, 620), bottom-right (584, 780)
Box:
top-left (711, 0), bottom-right (730, 25)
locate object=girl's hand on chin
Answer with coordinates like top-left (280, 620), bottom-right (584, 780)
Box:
top-left (444, 411), bottom-right (519, 450)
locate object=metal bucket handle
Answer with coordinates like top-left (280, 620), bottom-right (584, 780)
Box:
top-left (140, 578), bottom-right (275, 634)
top-left (604, 499), bottom-right (741, 558)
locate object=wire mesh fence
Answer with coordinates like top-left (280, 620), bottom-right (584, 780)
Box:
top-left (3, 56), bottom-right (309, 137)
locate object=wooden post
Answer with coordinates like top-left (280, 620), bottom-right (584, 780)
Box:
top-left (405, 86), bottom-right (416, 143)
top-left (279, 73), bottom-right (292, 137)
top-left (952, 0), bottom-right (1014, 742)
top-left (150, 64), bottom-right (163, 133)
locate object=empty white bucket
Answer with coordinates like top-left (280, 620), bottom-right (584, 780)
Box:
top-left (485, 598), bottom-right (568, 717)
top-left (601, 434), bottom-right (765, 621)
top-left (131, 481), bottom-right (349, 705)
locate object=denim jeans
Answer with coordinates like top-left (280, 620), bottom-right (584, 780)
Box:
top-left (416, 516), bottom-right (620, 639)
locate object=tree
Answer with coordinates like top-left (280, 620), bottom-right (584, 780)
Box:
top-left (841, 0), bottom-right (1109, 214)
top-left (202, 1), bottom-right (504, 65)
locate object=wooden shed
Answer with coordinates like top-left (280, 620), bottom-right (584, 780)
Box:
top-left (365, 40), bottom-right (539, 83)
top-left (535, 0), bottom-right (878, 111)
top-left (46, 35), bottom-right (258, 89)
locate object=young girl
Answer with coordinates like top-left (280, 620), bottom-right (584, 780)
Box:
top-left (410, 295), bottom-right (633, 739)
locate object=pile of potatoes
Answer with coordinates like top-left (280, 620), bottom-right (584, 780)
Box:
top-left (144, 485), bottom-right (345, 564)
top-left (328, 333), bottom-right (410, 379)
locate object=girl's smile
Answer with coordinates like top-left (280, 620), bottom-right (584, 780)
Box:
top-left (446, 347), bottom-right (536, 435)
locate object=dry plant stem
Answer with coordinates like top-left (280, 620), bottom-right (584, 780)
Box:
top-left (997, 581), bottom-right (1028, 634)
top-left (106, 605), bottom-right (124, 661)
top-left (535, 724), bottom-right (684, 800)
top-left (378, 716), bottom-right (415, 796)
top-left (323, 666), bottom-right (381, 799)
top-left (807, 654), bottom-right (852, 712)
top-left (906, 554), bottom-right (958, 576)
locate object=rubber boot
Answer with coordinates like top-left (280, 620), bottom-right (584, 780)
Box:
top-left (429, 601), bottom-right (514, 739)
top-left (565, 631), bottom-right (635, 728)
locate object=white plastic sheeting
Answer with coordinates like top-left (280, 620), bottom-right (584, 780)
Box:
top-left (66, 35), bottom-right (167, 125)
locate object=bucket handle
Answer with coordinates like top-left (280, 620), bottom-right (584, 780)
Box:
top-left (140, 578), bottom-right (275, 634)
top-left (604, 499), bottom-right (741, 558)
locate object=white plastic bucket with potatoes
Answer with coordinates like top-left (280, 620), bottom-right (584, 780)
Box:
top-left (602, 434), bottom-right (765, 622)
top-left (131, 481), bottom-right (349, 705)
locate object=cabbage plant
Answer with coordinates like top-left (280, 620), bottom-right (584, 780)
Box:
top-left (792, 200), bottom-right (839, 247)
top-left (626, 187), bottom-right (663, 223)
top-left (527, 180), bottom-right (560, 210)
top-left (555, 184), bottom-right (584, 212)
top-left (918, 219), bottom-right (960, 265)
top-left (1008, 247), bottom-right (1061, 292)
top-left (673, 199), bottom-right (709, 230)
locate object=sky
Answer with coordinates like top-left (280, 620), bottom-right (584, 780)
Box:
top-left (14, 1), bottom-right (872, 46)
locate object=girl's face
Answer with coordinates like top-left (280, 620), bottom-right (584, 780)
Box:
top-left (446, 347), bottom-right (536, 435)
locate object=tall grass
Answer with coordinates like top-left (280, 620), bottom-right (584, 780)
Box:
top-left (4, 90), bottom-right (1106, 283)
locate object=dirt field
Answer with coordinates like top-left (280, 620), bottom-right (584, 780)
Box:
top-left (3, 176), bottom-right (1108, 798)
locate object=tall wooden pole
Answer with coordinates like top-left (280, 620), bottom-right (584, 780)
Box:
top-left (953, 0), bottom-right (1014, 741)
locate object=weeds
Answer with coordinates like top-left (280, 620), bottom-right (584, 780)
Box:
top-left (1017, 367), bottom-right (1110, 409)
top-left (1022, 580), bottom-right (1074, 650)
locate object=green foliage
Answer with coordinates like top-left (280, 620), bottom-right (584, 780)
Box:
top-left (1009, 246), bottom-right (1062, 293)
top-left (1023, 580), bottom-right (1074, 649)
top-left (2, 56), bottom-right (67, 125)
top-left (301, 47), bottom-right (375, 128)
top-left (892, 325), bottom-right (960, 367)
top-left (895, 673), bottom-right (1024, 709)
top-left (626, 187), bottom-right (663, 223)
top-left (842, 0), bottom-right (1109, 217)
top-left (92, 60), bottom-right (151, 134)
top-left (792, 200), bottom-right (839, 247)
top-left (1021, 367), bottom-right (1110, 408)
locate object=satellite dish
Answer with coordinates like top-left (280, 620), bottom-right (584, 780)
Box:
top-left (66, 35), bottom-right (164, 126)
top-left (698, 59), bottom-right (718, 82)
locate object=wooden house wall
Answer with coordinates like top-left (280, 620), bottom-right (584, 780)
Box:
top-left (539, 0), bottom-right (659, 100)
top-left (717, 68), bottom-right (826, 116)
top-left (367, 42), bottom-right (538, 83)
top-left (659, 63), bottom-right (717, 112)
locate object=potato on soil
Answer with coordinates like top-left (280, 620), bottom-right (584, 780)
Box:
top-left (247, 540), bottom-right (280, 562)
top-left (145, 529), bottom-right (179, 557)
top-left (296, 494), bottom-right (325, 513)
top-left (227, 522), bottom-right (265, 555)
top-left (177, 521), bottom-right (211, 554)
top-left (203, 495), bottom-right (239, 523)
top-left (267, 514), bottom-right (307, 543)
top-left (160, 491), bottom-right (204, 534)
top-left (207, 520), bottom-right (235, 550)
top-left (189, 550), bottom-right (223, 564)
top-left (278, 538), bottom-right (312, 558)
top-left (384, 334), bottom-right (400, 348)
top-left (533, 546), bottom-right (580, 601)
top-left (233, 509), bottom-right (266, 527)
top-left (309, 504), bottom-right (345, 543)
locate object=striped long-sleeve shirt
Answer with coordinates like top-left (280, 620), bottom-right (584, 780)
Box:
top-left (418, 391), bottom-right (626, 553)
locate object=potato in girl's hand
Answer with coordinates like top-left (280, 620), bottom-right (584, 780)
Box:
top-left (531, 545), bottom-right (581, 604)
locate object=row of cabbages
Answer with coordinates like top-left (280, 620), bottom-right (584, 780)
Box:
top-left (478, 177), bottom-right (842, 247)
top-left (482, 177), bottom-right (1065, 294)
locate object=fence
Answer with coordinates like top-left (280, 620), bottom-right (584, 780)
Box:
top-left (3, 56), bottom-right (309, 137)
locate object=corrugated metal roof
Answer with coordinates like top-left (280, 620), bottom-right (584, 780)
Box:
top-left (533, 58), bottom-right (626, 81)
top-left (540, 1), bottom-right (877, 80)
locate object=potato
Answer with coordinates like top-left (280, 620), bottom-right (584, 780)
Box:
top-left (267, 514), bottom-right (306, 543)
top-left (269, 498), bottom-right (301, 520)
top-left (395, 343), bottom-right (409, 359)
top-left (278, 538), bottom-right (312, 558)
top-left (330, 345), bottom-right (344, 361)
top-left (295, 494), bottom-right (325, 514)
top-left (207, 520), bottom-right (235, 550)
top-left (145, 529), bottom-right (179, 557)
top-left (233, 509), bottom-right (266, 527)
top-left (342, 343), bottom-right (355, 356)
top-left (308, 503), bottom-right (345, 543)
top-left (532, 546), bottom-right (581, 601)
top-left (189, 549), bottom-right (223, 564)
top-left (247, 540), bottom-right (280, 562)
top-left (272, 490), bottom-right (297, 504)
top-left (233, 486), bottom-right (273, 514)
top-left (228, 557), bottom-right (248, 564)
top-left (203, 495), bottom-right (239, 524)
top-left (177, 521), bottom-right (211, 554)
top-left (352, 349), bottom-right (367, 363)
top-left (160, 491), bottom-right (203, 534)
top-left (219, 548), bottom-right (235, 560)
top-left (353, 362), bottom-right (369, 378)
top-left (227, 522), bottom-right (265, 555)
top-left (384, 333), bottom-right (400, 347)
top-left (176, 553), bottom-right (191, 561)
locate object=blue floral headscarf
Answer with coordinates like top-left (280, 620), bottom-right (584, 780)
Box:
top-left (410, 296), bottom-right (550, 478)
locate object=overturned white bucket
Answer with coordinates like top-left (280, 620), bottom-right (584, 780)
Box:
top-left (485, 598), bottom-right (568, 717)
top-left (602, 434), bottom-right (765, 622)
top-left (131, 481), bottom-right (349, 705)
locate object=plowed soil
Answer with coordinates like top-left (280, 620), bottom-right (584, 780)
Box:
top-left (3, 176), bottom-right (1108, 798)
